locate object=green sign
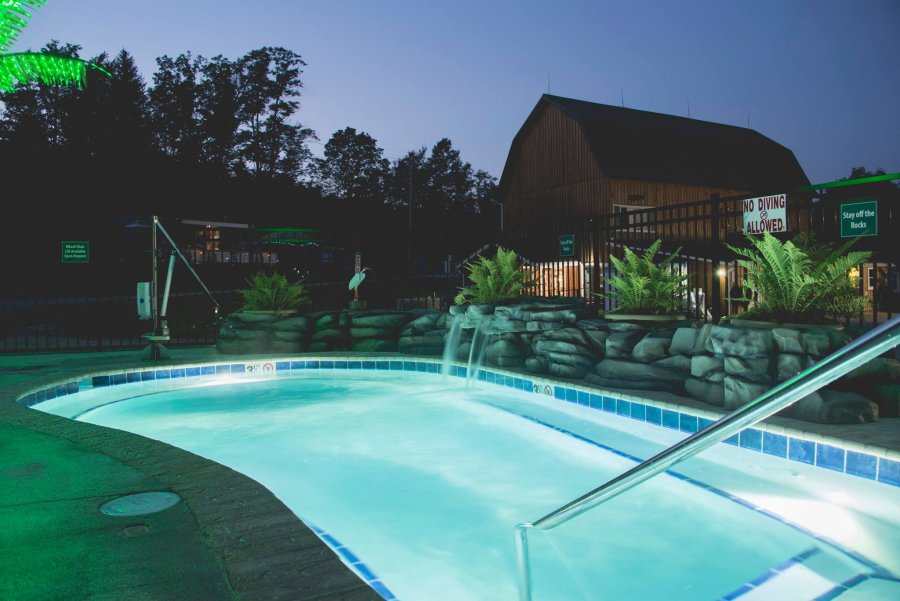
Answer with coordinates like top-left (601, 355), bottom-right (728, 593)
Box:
top-left (840, 200), bottom-right (878, 238)
top-left (61, 240), bottom-right (90, 263)
top-left (559, 234), bottom-right (574, 257)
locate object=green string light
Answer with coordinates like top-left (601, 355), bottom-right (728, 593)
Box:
top-left (0, 0), bottom-right (111, 93)
top-left (0, 52), bottom-right (109, 92)
top-left (0, 0), bottom-right (45, 53)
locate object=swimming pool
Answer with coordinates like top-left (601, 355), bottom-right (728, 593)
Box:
top-left (29, 359), bottom-right (900, 600)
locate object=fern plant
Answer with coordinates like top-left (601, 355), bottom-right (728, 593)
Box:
top-left (239, 272), bottom-right (311, 312)
top-left (597, 240), bottom-right (690, 315)
top-left (454, 247), bottom-right (536, 305)
top-left (726, 232), bottom-right (870, 323)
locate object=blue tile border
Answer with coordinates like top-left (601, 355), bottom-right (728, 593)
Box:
top-left (307, 523), bottom-right (398, 600)
top-left (15, 357), bottom-right (900, 492)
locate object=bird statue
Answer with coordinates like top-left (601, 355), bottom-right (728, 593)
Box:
top-left (348, 267), bottom-right (371, 302)
top-left (0, 0), bottom-right (111, 93)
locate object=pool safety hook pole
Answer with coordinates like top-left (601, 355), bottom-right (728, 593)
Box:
top-left (515, 523), bottom-right (534, 601)
top-left (152, 217), bottom-right (221, 315)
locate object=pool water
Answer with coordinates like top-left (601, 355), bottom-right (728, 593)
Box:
top-left (36, 371), bottom-right (900, 600)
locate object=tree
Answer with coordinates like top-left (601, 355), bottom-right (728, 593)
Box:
top-left (387, 147), bottom-right (427, 211)
top-left (316, 127), bottom-right (389, 205)
top-left (96, 49), bottom-right (151, 159)
top-left (198, 55), bottom-right (239, 175)
top-left (421, 138), bottom-right (478, 213)
top-left (234, 46), bottom-right (315, 181)
top-left (149, 52), bottom-right (204, 162)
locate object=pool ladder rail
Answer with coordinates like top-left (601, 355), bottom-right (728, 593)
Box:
top-left (514, 316), bottom-right (900, 601)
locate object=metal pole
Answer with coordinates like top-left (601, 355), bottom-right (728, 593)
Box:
top-left (151, 215), bottom-right (160, 360)
top-left (515, 523), bottom-right (533, 601)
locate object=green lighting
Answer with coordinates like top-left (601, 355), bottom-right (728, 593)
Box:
top-left (0, 1), bottom-right (111, 93)
top-left (0, 52), bottom-right (109, 92)
top-left (799, 172), bottom-right (900, 191)
top-left (0, 0), bottom-right (44, 54)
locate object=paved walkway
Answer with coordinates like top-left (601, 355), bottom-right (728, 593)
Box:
top-left (0, 347), bottom-right (380, 601)
top-left (2, 346), bottom-right (897, 600)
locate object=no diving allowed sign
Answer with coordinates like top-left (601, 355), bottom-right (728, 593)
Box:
top-left (245, 362), bottom-right (275, 375)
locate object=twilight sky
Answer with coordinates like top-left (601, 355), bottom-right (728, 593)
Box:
top-left (15, 0), bottom-right (900, 184)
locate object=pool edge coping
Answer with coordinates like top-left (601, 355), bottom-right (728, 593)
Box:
top-left (18, 354), bottom-right (900, 489)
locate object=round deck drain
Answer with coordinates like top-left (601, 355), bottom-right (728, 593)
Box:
top-left (100, 492), bottom-right (181, 516)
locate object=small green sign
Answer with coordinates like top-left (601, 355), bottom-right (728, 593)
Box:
top-left (559, 234), bottom-right (574, 257)
top-left (61, 240), bottom-right (90, 263)
top-left (840, 200), bottom-right (878, 238)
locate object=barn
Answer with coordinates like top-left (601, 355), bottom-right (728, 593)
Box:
top-left (499, 94), bottom-right (810, 230)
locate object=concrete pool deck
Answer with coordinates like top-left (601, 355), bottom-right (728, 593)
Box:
top-left (0, 347), bottom-right (381, 601)
top-left (2, 346), bottom-right (898, 600)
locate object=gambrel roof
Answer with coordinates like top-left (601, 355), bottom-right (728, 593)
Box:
top-left (500, 94), bottom-right (809, 192)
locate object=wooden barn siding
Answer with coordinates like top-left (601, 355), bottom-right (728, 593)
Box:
top-left (504, 104), bottom-right (604, 229)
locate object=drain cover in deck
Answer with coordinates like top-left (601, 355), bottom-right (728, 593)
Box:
top-left (100, 492), bottom-right (181, 516)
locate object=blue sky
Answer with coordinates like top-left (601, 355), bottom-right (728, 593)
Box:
top-left (14, 0), bottom-right (900, 184)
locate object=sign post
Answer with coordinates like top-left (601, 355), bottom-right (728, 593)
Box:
top-left (742, 194), bottom-right (787, 234)
top-left (559, 234), bottom-right (574, 258)
top-left (61, 241), bottom-right (90, 263)
top-left (840, 200), bottom-right (878, 238)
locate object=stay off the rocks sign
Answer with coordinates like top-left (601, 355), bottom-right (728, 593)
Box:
top-left (742, 193), bottom-right (787, 234)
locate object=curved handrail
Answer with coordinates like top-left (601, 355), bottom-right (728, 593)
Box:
top-left (515, 316), bottom-right (900, 601)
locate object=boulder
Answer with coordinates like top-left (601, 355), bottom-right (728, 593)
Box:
top-left (310, 328), bottom-right (346, 343)
top-left (631, 331), bottom-right (674, 363)
top-left (533, 339), bottom-right (594, 356)
top-left (605, 330), bottom-right (648, 359)
top-left (550, 363), bottom-right (591, 379)
top-left (485, 339), bottom-right (526, 361)
top-left (350, 312), bottom-right (412, 329)
top-left (784, 390), bottom-right (878, 424)
top-left (685, 377), bottom-right (725, 407)
top-left (489, 317), bottom-right (528, 333)
top-left (669, 327), bottom-right (699, 355)
top-left (708, 325), bottom-right (773, 358)
top-left (691, 355), bottom-right (724, 380)
top-left (228, 311), bottom-right (283, 324)
top-left (526, 321), bottom-right (566, 332)
top-left (351, 338), bottom-right (398, 352)
top-left (802, 327), bottom-right (852, 357)
top-left (272, 330), bottom-right (304, 342)
top-left (398, 336), bottom-right (444, 355)
top-left (315, 313), bottom-right (339, 329)
top-left (724, 356), bottom-right (773, 384)
top-left (269, 340), bottom-right (304, 353)
top-left (723, 376), bottom-right (771, 410)
top-left (843, 357), bottom-right (900, 383)
top-left (693, 324), bottom-right (715, 355)
top-left (772, 327), bottom-right (803, 353)
top-left (236, 328), bottom-right (270, 342)
top-left (652, 355), bottom-right (692, 372)
top-left (593, 359), bottom-right (687, 385)
top-left (525, 356), bottom-right (549, 373)
top-left (350, 327), bottom-right (393, 339)
top-left (776, 353), bottom-right (806, 382)
top-left (865, 384), bottom-right (899, 418)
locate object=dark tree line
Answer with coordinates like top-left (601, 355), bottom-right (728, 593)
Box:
top-left (0, 42), bottom-right (499, 279)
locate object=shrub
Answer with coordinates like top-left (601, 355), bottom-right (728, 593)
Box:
top-left (726, 232), bottom-right (870, 323)
top-left (239, 272), bottom-right (311, 311)
top-left (597, 240), bottom-right (689, 315)
top-left (454, 247), bottom-right (536, 305)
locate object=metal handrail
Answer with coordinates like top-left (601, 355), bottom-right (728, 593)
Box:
top-left (515, 316), bottom-right (900, 601)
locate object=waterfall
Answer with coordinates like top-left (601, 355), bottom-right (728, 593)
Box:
top-left (441, 314), bottom-right (464, 376)
top-left (465, 319), bottom-right (492, 388)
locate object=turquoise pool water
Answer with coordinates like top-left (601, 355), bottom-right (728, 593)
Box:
top-left (35, 369), bottom-right (900, 600)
